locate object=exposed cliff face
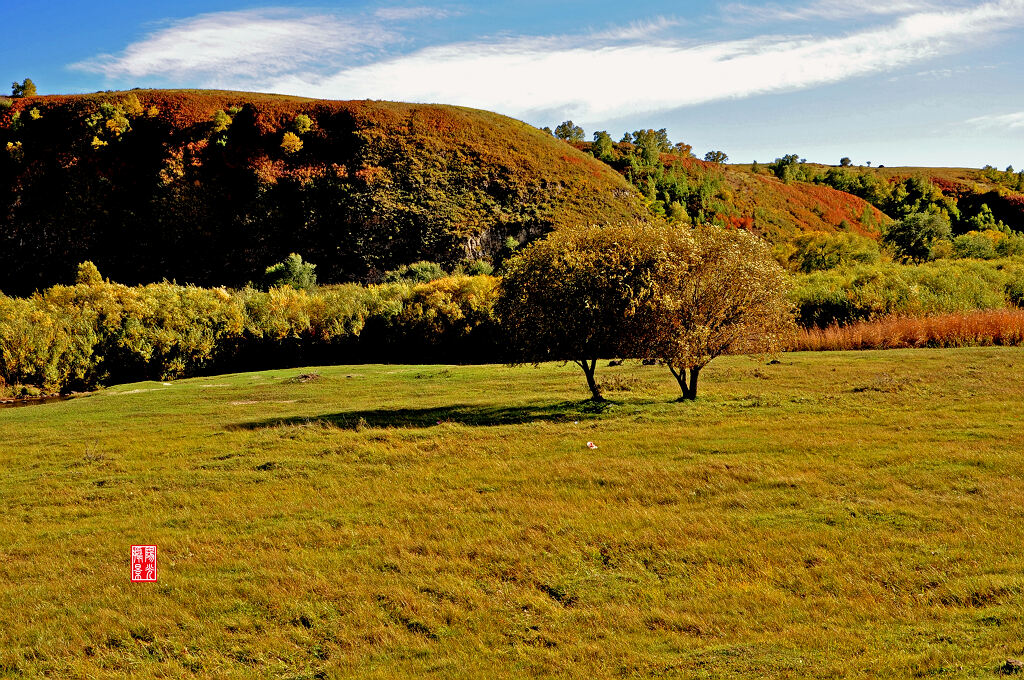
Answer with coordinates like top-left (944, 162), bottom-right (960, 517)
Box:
top-left (0, 90), bottom-right (647, 293)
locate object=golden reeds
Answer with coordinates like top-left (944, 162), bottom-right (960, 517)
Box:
top-left (791, 309), bottom-right (1024, 351)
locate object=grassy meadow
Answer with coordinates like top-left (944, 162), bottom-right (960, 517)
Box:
top-left (2, 349), bottom-right (1023, 678)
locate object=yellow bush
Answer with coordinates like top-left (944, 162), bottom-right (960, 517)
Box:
top-left (281, 132), bottom-right (303, 155)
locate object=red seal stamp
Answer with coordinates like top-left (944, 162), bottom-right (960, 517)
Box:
top-left (131, 545), bottom-right (157, 582)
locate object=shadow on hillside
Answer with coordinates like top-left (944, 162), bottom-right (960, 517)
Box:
top-left (233, 400), bottom-right (612, 431)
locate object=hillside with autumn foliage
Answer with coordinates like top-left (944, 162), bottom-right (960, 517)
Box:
top-left (569, 136), bottom-right (889, 240)
top-left (579, 138), bottom-right (1024, 241)
top-left (0, 90), bottom-right (647, 294)
top-left (858, 164), bottom-right (1024, 229)
top-left (671, 156), bottom-right (888, 239)
top-left (733, 160), bottom-right (1024, 235)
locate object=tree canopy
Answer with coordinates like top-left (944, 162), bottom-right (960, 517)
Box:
top-left (592, 131), bottom-right (615, 161)
top-left (497, 223), bottom-right (794, 401)
top-left (554, 120), bottom-right (584, 142)
top-left (264, 253), bottom-right (317, 290)
top-left (495, 223), bottom-right (666, 400)
top-left (628, 128), bottom-right (673, 165)
top-left (292, 114), bottom-right (313, 135)
top-left (639, 228), bottom-right (794, 399)
top-left (280, 131), bottom-right (303, 154)
top-left (882, 212), bottom-right (952, 263)
top-left (768, 154), bottom-right (806, 183)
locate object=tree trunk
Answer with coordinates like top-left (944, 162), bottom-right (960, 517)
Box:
top-left (668, 363), bottom-right (701, 400)
top-left (576, 359), bottom-right (604, 401)
top-left (686, 366), bottom-right (701, 400)
top-left (668, 363), bottom-right (688, 399)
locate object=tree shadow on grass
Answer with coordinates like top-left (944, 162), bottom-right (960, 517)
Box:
top-left (233, 399), bottom-right (613, 431)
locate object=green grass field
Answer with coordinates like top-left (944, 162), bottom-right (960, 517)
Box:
top-left (2, 349), bottom-right (1023, 678)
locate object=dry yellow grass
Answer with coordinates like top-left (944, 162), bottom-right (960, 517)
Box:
top-left (1, 349), bottom-right (1023, 678)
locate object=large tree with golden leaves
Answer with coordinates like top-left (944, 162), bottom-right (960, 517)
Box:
top-left (643, 227), bottom-right (794, 400)
top-left (496, 222), bottom-right (666, 401)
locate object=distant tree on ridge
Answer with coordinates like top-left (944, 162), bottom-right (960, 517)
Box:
top-left (11, 78), bottom-right (36, 98)
top-left (554, 120), bottom-right (585, 143)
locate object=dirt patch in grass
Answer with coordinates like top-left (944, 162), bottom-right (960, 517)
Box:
top-left (851, 372), bottom-right (921, 393)
top-left (598, 375), bottom-right (648, 392)
top-left (283, 372), bottom-right (322, 384)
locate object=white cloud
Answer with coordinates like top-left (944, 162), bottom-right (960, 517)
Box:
top-left (966, 112), bottom-right (1024, 130)
top-left (374, 6), bottom-right (452, 21)
top-left (72, 9), bottom-right (399, 80)
top-left (263, 0), bottom-right (1024, 120)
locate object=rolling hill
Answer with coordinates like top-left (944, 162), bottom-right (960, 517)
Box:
top-left (0, 90), bottom-right (647, 294)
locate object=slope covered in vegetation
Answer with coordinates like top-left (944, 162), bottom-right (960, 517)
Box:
top-left (573, 139), bottom-right (889, 240)
top-left (734, 161), bottom-right (1024, 234)
top-left (707, 161), bottom-right (887, 239)
top-left (5, 90), bottom-right (1022, 296)
top-left (576, 131), bottom-right (1022, 242)
top-left (870, 164), bottom-right (1024, 230)
top-left (0, 90), bottom-right (647, 294)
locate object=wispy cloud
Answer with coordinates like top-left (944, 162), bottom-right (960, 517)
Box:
top-left (72, 8), bottom-right (401, 80)
top-left (721, 0), bottom-right (959, 22)
top-left (72, 1), bottom-right (1024, 124)
top-left (589, 17), bottom-right (685, 41)
top-left (966, 111), bottom-right (1024, 130)
top-left (374, 6), bottom-right (453, 21)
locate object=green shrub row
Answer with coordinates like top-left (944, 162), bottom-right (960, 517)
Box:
top-left (0, 276), bottom-right (499, 393)
top-left (791, 257), bottom-right (1024, 326)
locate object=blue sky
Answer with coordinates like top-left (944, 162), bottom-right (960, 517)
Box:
top-left (4, 0), bottom-right (1023, 167)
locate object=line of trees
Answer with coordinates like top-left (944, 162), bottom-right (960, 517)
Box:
top-left (559, 125), bottom-right (726, 226)
top-left (567, 124), bottom-right (1022, 255)
top-left (1, 224), bottom-right (795, 401)
top-left (981, 164), bottom-right (1024, 192)
top-left (762, 156), bottom-right (1020, 235)
top-left (548, 120), bottom-right (726, 169)
top-left (0, 263), bottom-right (502, 395)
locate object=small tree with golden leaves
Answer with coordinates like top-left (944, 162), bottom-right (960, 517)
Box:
top-left (643, 227), bottom-right (794, 400)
